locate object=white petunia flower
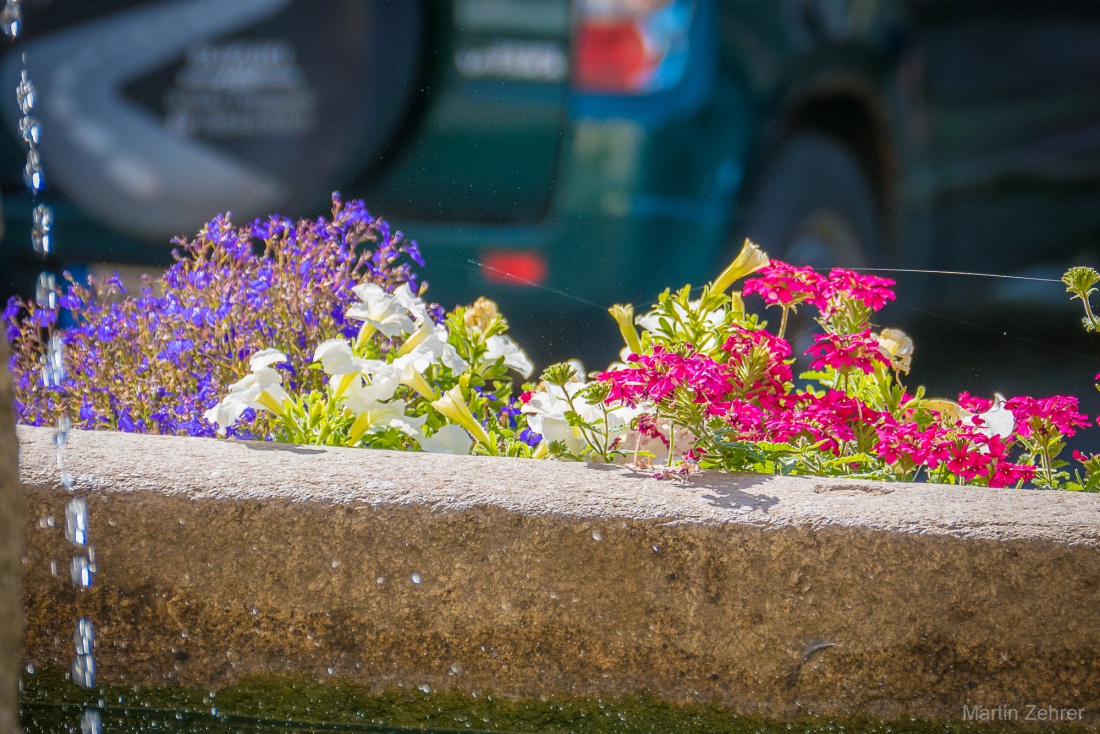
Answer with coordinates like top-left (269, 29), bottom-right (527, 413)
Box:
top-left (347, 398), bottom-right (427, 443)
top-left (204, 349), bottom-right (290, 432)
top-left (392, 283), bottom-right (433, 327)
top-left (346, 283), bottom-right (416, 337)
top-left (521, 365), bottom-right (637, 455)
top-left (963, 393), bottom-right (1014, 439)
top-left (420, 424), bottom-right (473, 455)
top-left (345, 361), bottom-right (402, 408)
top-left (313, 339), bottom-right (368, 376)
top-left (484, 334), bottom-right (534, 378)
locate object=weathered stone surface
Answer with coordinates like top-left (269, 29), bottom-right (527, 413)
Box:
top-left (1, 341), bottom-right (23, 734)
top-left (17, 426), bottom-right (1100, 725)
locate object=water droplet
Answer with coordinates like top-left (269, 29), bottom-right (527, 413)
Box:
top-left (74, 617), bottom-right (94, 656)
top-left (65, 497), bottom-right (88, 546)
top-left (327, 666), bottom-right (335, 675)
top-left (330, 559), bottom-right (340, 569)
top-left (31, 203), bottom-right (53, 254)
top-left (61, 471), bottom-right (75, 491)
top-left (376, 576), bottom-right (386, 585)
top-left (418, 683), bottom-right (431, 694)
top-left (24, 663), bottom-right (34, 674)
top-left (16, 69), bottom-right (35, 114)
top-left (72, 652), bottom-right (95, 688)
top-left (652, 545), bottom-right (659, 552)
top-left (591, 531), bottom-right (602, 542)
top-left (80, 708), bottom-right (102, 734)
top-left (0, 0), bottom-right (21, 38)
top-left (24, 146), bottom-right (44, 192)
top-left (18, 114), bottom-right (38, 144)
top-left (44, 515), bottom-right (55, 527)
top-left (35, 271), bottom-right (57, 308)
top-left (70, 555), bottom-right (94, 588)
top-left (449, 662), bottom-right (463, 675)
top-left (42, 333), bottom-right (66, 387)
top-left (210, 706), bottom-right (218, 716)
top-left (49, 560), bottom-right (57, 575)
top-left (410, 572), bottom-right (422, 585)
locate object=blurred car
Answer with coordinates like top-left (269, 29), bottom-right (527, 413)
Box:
top-left (2, 0), bottom-right (1100, 362)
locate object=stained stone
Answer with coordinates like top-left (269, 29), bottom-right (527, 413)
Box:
top-left (16, 426), bottom-right (1100, 725)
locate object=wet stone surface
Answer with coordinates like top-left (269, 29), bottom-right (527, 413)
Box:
top-left (15, 426), bottom-right (1100, 726)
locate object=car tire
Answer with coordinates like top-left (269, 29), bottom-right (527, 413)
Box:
top-left (737, 131), bottom-right (882, 270)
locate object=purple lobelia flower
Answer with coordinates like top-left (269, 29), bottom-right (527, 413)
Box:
top-left (4, 193), bottom-right (431, 439)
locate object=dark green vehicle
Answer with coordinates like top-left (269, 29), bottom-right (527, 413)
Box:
top-left (2, 0), bottom-right (1099, 361)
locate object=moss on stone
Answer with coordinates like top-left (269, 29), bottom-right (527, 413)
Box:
top-left (19, 668), bottom-right (1089, 734)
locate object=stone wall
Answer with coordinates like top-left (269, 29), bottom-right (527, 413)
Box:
top-left (17, 426), bottom-right (1100, 726)
top-left (0, 340), bottom-right (23, 734)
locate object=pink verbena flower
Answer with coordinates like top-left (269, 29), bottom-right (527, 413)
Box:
top-left (742, 262), bottom-right (825, 306)
top-left (762, 390), bottom-right (865, 453)
top-left (596, 346), bottom-right (733, 410)
top-left (805, 329), bottom-right (887, 374)
top-left (822, 268), bottom-right (896, 312)
top-left (721, 326), bottom-right (793, 397)
top-left (1004, 395), bottom-right (1089, 438)
top-left (956, 391), bottom-right (993, 413)
top-left (874, 419), bottom-right (947, 467)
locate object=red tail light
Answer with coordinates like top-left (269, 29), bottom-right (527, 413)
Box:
top-left (575, 20), bottom-right (655, 92)
top-left (572, 0), bottom-right (694, 95)
top-left (480, 251), bottom-right (549, 286)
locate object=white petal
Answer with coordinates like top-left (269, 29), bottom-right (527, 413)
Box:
top-left (313, 339), bottom-right (361, 376)
top-left (484, 335), bottom-right (534, 378)
top-left (203, 395), bottom-right (248, 431)
top-left (420, 424), bottom-right (473, 455)
top-left (249, 348), bottom-right (287, 370)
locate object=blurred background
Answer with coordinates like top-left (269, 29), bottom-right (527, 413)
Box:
top-left (2, 0), bottom-right (1100, 443)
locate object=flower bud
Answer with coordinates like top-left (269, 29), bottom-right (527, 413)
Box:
top-left (711, 239), bottom-right (769, 293)
top-left (876, 328), bottom-right (913, 373)
top-left (464, 297), bottom-right (499, 331)
top-left (608, 303), bottom-right (642, 354)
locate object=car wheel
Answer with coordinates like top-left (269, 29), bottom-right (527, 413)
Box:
top-left (738, 131), bottom-right (882, 270)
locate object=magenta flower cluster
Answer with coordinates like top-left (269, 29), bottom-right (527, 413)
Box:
top-left (596, 264), bottom-right (1090, 488)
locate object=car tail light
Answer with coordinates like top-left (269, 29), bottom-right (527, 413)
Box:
top-left (573, 0), bottom-right (694, 94)
top-left (480, 251), bottom-right (549, 286)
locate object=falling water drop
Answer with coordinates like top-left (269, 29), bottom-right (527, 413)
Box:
top-left (18, 113), bottom-right (38, 143)
top-left (49, 560), bottom-right (57, 575)
top-left (65, 497), bottom-right (88, 545)
top-left (32, 203), bottom-right (53, 254)
top-left (42, 334), bottom-right (66, 387)
top-left (35, 271), bottom-right (56, 308)
top-left (70, 555), bottom-right (93, 588)
top-left (418, 683), bottom-right (432, 694)
top-left (55, 414), bottom-right (72, 447)
top-left (79, 708), bottom-right (102, 734)
top-left (0, 0), bottom-right (20, 38)
top-left (24, 663), bottom-right (34, 675)
top-left (74, 617), bottom-right (94, 655)
top-left (410, 572), bottom-right (422, 585)
top-left (16, 67), bottom-right (34, 113)
top-left (72, 652), bottom-right (95, 688)
top-left (23, 143), bottom-right (43, 191)
top-left (591, 530), bottom-right (602, 542)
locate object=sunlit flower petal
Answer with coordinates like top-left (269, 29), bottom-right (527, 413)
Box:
top-left (420, 424), bottom-right (473, 455)
top-left (485, 334), bottom-right (533, 378)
